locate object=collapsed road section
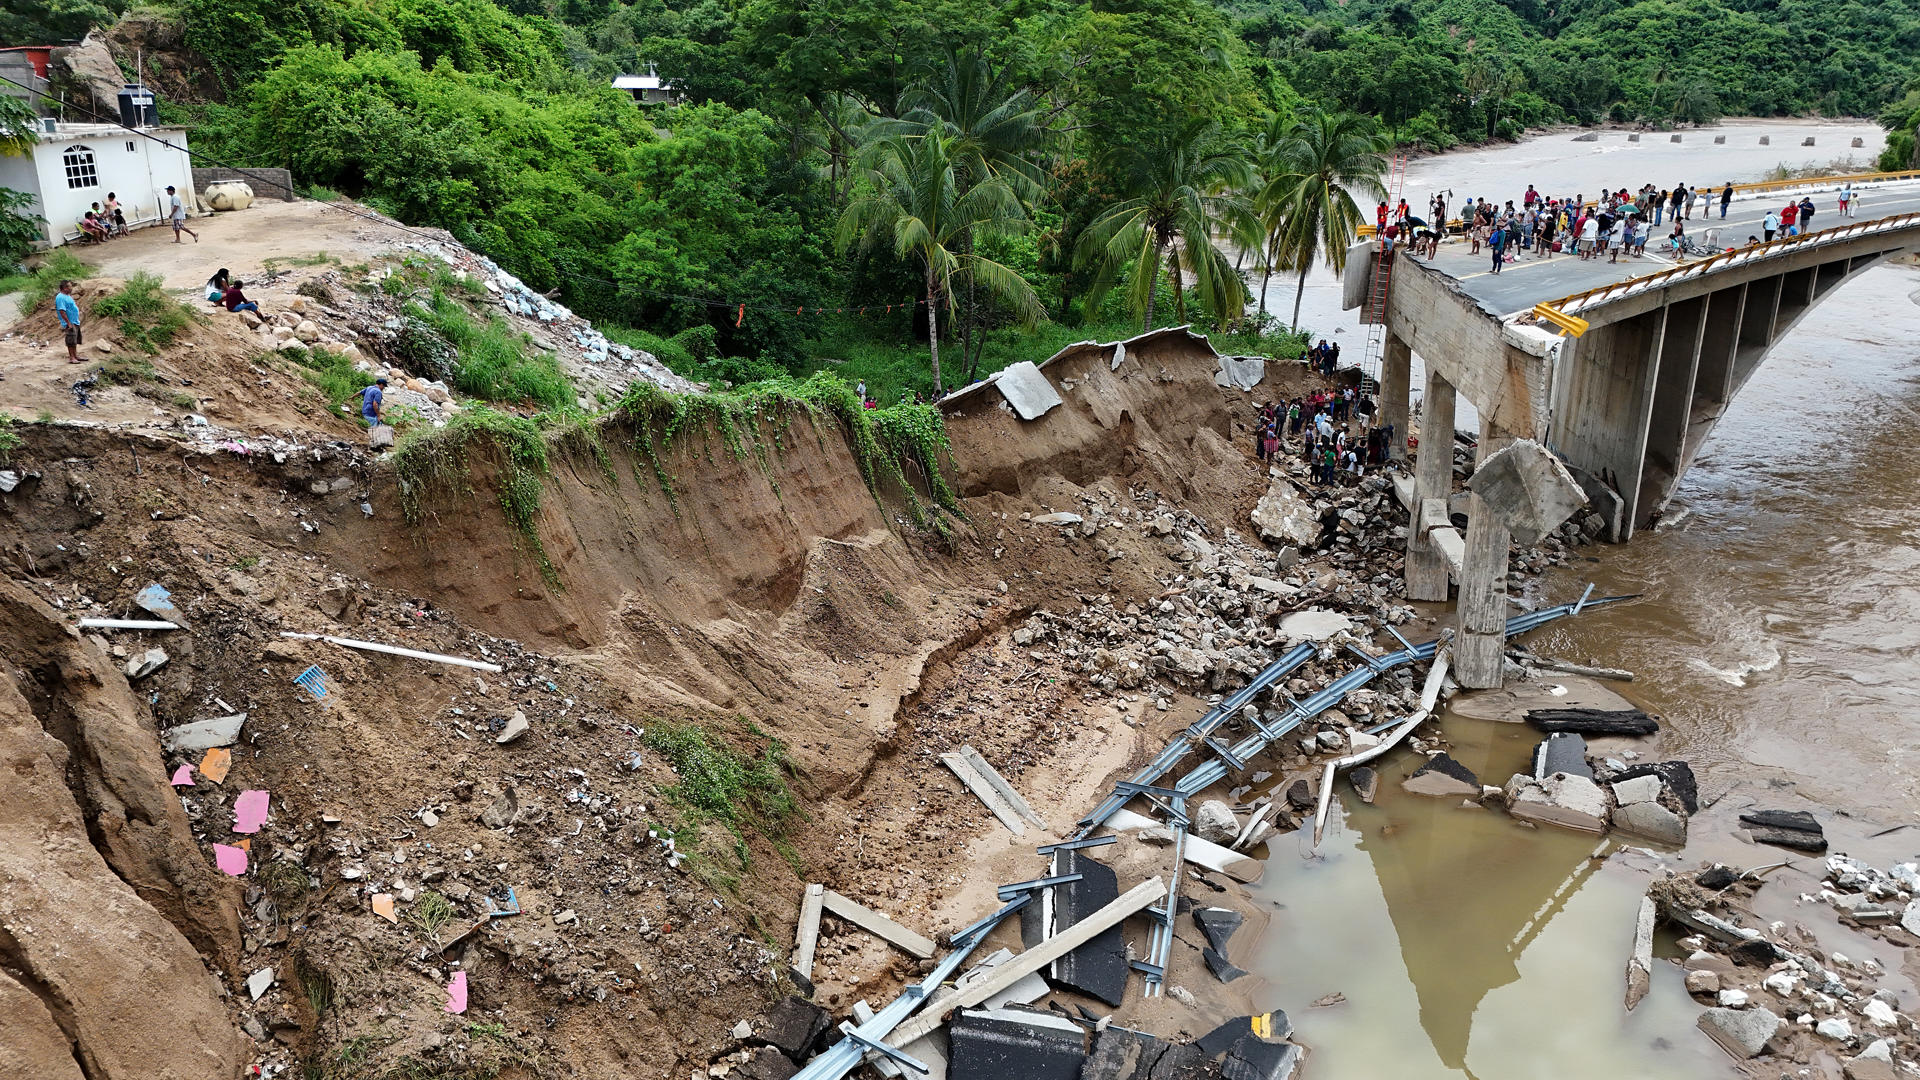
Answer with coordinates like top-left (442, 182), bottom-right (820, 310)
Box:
top-left (757, 590), bottom-right (1631, 1080)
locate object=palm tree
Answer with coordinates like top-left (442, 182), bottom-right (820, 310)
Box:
top-left (881, 49), bottom-right (1054, 381)
top-left (1261, 109), bottom-right (1389, 330)
top-left (1078, 119), bottom-right (1253, 332)
top-left (836, 132), bottom-right (1044, 395)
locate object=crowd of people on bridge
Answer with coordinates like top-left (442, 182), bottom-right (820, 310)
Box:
top-left (1375, 177), bottom-right (1862, 270)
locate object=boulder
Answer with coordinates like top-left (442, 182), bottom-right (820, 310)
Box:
top-left (1349, 766), bottom-right (1379, 804)
top-left (1684, 970), bottom-right (1720, 995)
top-left (479, 786), bottom-right (519, 829)
top-left (1284, 779), bottom-right (1315, 811)
top-left (1612, 801), bottom-right (1687, 846)
top-left (238, 309), bottom-right (263, 328)
top-left (1250, 480), bottom-right (1323, 548)
top-left (1404, 754), bottom-right (1480, 799)
top-left (1278, 609), bottom-right (1352, 643)
top-left (1697, 1006), bottom-right (1781, 1058)
top-left (1193, 800), bottom-right (1241, 845)
top-left (1505, 772), bottom-right (1608, 833)
top-left (277, 338), bottom-right (309, 355)
top-left (294, 320), bottom-right (321, 343)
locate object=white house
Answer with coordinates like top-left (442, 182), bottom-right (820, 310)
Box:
top-left (0, 122), bottom-right (198, 246)
top-left (612, 68), bottom-right (681, 105)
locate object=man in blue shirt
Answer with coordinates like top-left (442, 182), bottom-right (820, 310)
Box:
top-left (54, 280), bottom-right (83, 364)
top-left (360, 376), bottom-right (387, 427)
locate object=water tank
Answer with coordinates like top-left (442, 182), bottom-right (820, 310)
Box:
top-left (117, 83), bottom-right (157, 128)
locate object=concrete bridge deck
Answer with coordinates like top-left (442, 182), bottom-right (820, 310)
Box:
top-left (1416, 184), bottom-right (1920, 317)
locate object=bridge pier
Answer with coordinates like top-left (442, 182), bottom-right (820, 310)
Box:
top-left (1381, 333), bottom-right (1411, 462)
top-left (1405, 370), bottom-right (1455, 601)
top-left (1457, 430), bottom-right (1515, 689)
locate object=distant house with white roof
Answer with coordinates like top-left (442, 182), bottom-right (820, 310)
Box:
top-left (612, 66), bottom-right (681, 105)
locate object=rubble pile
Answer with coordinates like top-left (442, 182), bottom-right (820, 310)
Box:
top-left (1654, 855), bottom-right (1920, 1076)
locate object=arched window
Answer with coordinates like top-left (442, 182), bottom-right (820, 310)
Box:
top-left (63, 145), bottom-right (98, 190)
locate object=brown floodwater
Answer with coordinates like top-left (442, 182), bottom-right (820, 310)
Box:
top-left (1247, 255), bottom-right (1920, 1075)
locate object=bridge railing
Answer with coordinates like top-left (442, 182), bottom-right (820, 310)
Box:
top-left (1526, 211), bottom-right (1920, 334)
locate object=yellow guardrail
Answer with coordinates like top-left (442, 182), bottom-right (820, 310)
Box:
top-left (1527, 210), bottom-right (1920, 337)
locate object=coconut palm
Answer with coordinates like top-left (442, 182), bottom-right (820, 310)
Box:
top-left (1262, 108), bottom-right (1390, 330)
top-left (1078, 119), bottom-right (1253, 332)
top-left (836, 131), bottom-right (1044, 395)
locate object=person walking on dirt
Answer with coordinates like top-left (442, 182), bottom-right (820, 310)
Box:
top-left (55, 280), bottom-right (83, 365)
top-left (166, 186), bottom-right (198, 244)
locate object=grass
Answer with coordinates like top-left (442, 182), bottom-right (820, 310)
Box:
top-left (413, 289), bottom-right (572, 409)
top-left (408, 890), bottom-right (457, 942)
top-left (643, 718), bottom-right (800, 891)
top-left (290, 346), bottom-right (373, 410)
top-left (93, 272), bottom-right (198, 355)
top-left (1, 249), bottom-right (90, 310)
top-left (392, 405), bottom-right (557, 582)
top-left (263, 251), bottom-right (338, 274)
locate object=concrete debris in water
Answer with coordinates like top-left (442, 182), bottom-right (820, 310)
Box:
top-left (1504, 771), bottom-right (1608, 833)
top-left (1739, 809), bottom-right (1826, 852)
top-left (1403, 753), bottom-right (1480, 798)
top-left (1611, 800), bottom-right (1687, 846)
top-left (1524, 707), bottom-right (1659, 735)
top-left (1698, 1006), bottom-right (1781, 1058)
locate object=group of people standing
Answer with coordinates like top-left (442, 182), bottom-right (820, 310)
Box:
top-left (1253, 385), bottom-right (1391, 485)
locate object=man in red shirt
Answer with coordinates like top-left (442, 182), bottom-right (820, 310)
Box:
top-left (1781, 201), bottom-right (1799, 236)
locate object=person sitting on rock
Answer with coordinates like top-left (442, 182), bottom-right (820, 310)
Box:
top-left (222, 280), bottom-right (260, 314)
top-left (207, 268), bottom-right (231, 303)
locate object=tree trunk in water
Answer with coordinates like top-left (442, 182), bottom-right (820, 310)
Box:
top-left (926, 268), bottom-right (943, 396)
top-left (1291, 270), bottom-right (1309, 331)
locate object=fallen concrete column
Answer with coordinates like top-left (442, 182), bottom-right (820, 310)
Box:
top-left (1381, 334), bottom-right (1411, 461)
top-left (1405, 372), bottom-right (1456, 601)
top-left (1462, 439), bottom-right (1588, 546)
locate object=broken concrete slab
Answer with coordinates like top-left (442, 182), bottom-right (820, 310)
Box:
top-left (737, 1047), bottom-right (799, 1080)
top-left (994, 361), bottom-right (1065, 420)
top-left (1277, 609), bottom-right (1352, 643)
top-left (1462, 439), bottom-right (1588, 546)
top-left (1613, 801), bottom-right (1687, 846)
top-left (1524, 708), bottom-right (1658, 736)
top-left (479, 786), bottom-right (519, 829)
top-left (1349, 766), bottom-right (1379, 804)
top-left (793, 883), bottom-right (825, 979)
top-left (1031, 512), bottom-right (1083, 525)
top-left (1215, 355), bottom-right (1266, 391)
top-left (160, 712), bottom-right (248, 753)
top-left (124, 648), bottom-right (169, 680)
top-left (1196, 1013), bottom-right (1289, 1057)
top-left (1611, 761), bottom-right (1698, 813)
top-left (1626, 893), bottom-right (1656, 1010)
top-left (1745, 824), bottom-right (1828, 852)
top-left (1698, 1006), bottom-right (1781, 1058)
top-left (1193, 907), bottom-right (1243, 955)
top-left (820, 889), bottom-right (937, 959)
top-left (1739, 809), bottom-right (1821, 834)
top-left (1049, 850), bottom-right (1129, 1007)
top-left (1532, 732), bottom-right (1592, 779)
top-left (1505, 772), bottom-right (1608, 833)
top-left (1203, 948), bottom-right (1249, 984)
top-left (942, 752), bottom-right (1030, 835)
top-left (1082, 1028), bottom-right (1176, 1080)
top-left (1250, 480), bottom-right (1323, 549)
top-left (1610, 774), bottom-right (1662, 806)
top-left (1223, 1039), bottom-right (1300, 1080)
top-left (749, 996), bottom-right (831, 1061)
top-left (949, 1008), bottom-right (1087, 1080)
top-left (954, 949), bottom-right (1048, 1011)
top-left (1404, 754), bottom-right (1480, 798)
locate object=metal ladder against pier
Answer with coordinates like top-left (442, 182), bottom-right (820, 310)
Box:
top-left (1358, 152), bottom-right (1410, 394)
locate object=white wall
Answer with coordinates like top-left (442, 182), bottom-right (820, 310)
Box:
top-left (25, 128), bottom-right (197, 244)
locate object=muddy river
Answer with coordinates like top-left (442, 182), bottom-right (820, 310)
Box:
top-left (1247, 120), bottom-right (1920, 1078)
